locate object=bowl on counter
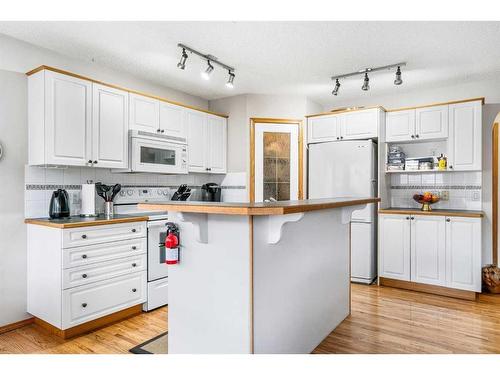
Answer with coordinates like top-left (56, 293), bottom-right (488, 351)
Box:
top-left (413, 192), bottom-right (440, 211)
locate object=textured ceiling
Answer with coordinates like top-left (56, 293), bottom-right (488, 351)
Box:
top-left (1, 21), bottom-right (500, 106)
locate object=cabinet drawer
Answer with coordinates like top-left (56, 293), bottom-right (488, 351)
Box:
top-left (63, 238), bottom-right (147, 269)
top-left (62, 271), bottom-right (146, 329)
top-left (63, 254), bottom-right (146, 289)
top-left (63, 222), bottom-right (146, 248)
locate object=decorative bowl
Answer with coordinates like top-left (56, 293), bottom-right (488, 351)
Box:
top-left (413, 192), bottom-right (440, 211)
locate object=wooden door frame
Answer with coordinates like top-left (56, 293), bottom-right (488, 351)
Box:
top-left (249, 118), bottom-right (304, 202)
top-left (493, 120), bottom-right (499, 266)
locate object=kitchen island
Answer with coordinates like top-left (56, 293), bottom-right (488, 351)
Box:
top-left (139, 197), bottom-right (380, 354)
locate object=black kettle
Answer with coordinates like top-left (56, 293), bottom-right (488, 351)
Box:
top-left (49, 189), bottom-right (70, 219)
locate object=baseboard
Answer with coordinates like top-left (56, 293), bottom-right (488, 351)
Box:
top-left (379, 277), bottom-right (477, 301)
top-left (34, 304), bottom-right (143, 339)
top-left (0, 317), bottom-right (35, 335)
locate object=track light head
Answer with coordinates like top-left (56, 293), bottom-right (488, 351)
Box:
top-left (201, 60), bottom-right (214, 80)
top-left (394, 66), bottom-right (403, 85)
top-left (332, 79), bottom-right (341, 96)
top-left (177, 48), bottom-right (188, 70)
top-left (226, 71), bottom-right (235, 88)
top-left (361, 73), bottom-right (370, 91)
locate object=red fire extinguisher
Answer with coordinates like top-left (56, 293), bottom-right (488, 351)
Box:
top-left (165, 223), bottom-right (180, 265)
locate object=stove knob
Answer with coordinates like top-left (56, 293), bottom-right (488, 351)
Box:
top-left (127, 190), bottom-right (134, 196)
top-left (163, 190), bottom-right (169, 196)
top-left (119, 191), bottom-right (126, 197)
top-left (157, 189), bottom-right (163, 196)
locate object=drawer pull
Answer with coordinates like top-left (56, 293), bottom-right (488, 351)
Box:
top-left (132, 263), bottom-right (137, 267)
top-left (132, 246), bottom-right (137, 250)
top-left (406, 216), bottom-right (410, 220)
top-left (81, 234), bottom-right (87, 239)
top-left (446, 218), bottom-right (451, 222)
top-left (132, 288), bottom-right (137, 292)
top-left (81, 254), bottom-right (87, 259)
top-left (82, 303), bottom-right (87, 308)
top-left (131, 229), bottom-right (137, 233)
top-left (82, 274), bottom-right (88, 278)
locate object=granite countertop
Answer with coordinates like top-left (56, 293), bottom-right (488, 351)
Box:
top-left (24, 214), bottom-right (149, 228)
top-left (379, 207), bottom-right (484, 218)
top-left (139, 197), bottom-right (381, 216)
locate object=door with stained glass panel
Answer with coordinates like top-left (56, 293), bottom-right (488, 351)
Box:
top-left (254, 123), bottom-right (299, 202)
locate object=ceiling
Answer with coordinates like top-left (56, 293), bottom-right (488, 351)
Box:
top-left (1, 21), bottom-right (500, 107)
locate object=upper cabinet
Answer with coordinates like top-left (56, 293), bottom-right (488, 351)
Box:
top-left (92, 84), bottom-right (129, 168)
top-left (448, 101), bottom-right (482, 171)
top-left (307, 108), bottom-right (381, 144)
top-left (415, 105), bottom-right (448, 140)
top-left (186, 110), bottom-right (227, 174)
top-left (129, 93), bottom-right (159, 133)
top-left (386, 110), bottom-right (415, 142)
top-left (159, 101), bottom-right (186, 138)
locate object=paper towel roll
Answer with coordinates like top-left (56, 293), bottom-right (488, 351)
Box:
top-left (81, 183), bottom-right (96, 216)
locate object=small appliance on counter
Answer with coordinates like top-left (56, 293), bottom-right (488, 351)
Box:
top-left (49, 189), bottom-right (70, 219)
top-left (201, 183), bottom-right (222, 202)
top-left (171, 184), bottom-right (192, 201)
top-left (80, 181), bottom-right (97, 217)
top-left (95, 182), bottom-right (121, 217)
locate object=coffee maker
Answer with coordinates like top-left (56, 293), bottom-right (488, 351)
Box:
top-left (201, 183), bottom-right (221, 202)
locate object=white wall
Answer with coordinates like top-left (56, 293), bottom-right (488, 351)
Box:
top-left (0, 70), bottom-right (30, 326)
top-left (0, 33), bottom-right (208, 110)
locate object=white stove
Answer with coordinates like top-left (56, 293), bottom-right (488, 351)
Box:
top-left (114, 187), bottom-right (171, 311)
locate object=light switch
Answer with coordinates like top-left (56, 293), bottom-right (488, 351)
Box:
top-left (441, 191), bottom-right (449, 201)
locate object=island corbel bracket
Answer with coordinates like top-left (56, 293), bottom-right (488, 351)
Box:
top-left (341, 205), bottom-right (367, 224)
top-left (267, 212), bottom-right (305, 244)
top-left (176, 212), bottom-right (208, 244)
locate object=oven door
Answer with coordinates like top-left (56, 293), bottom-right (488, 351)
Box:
top-left (147, 220), bottom-right (170, 281)
top-left (131, 137), bottom-right (188, 174)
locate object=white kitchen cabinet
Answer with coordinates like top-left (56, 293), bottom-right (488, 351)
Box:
top-left (307, 115), bottom-right (341, 143)
top-left (129, 93), bottom-right (160, 133)
top-left (29, 70), bottom-right (92, 166)
top-left (92, 84), bottom-right (129, 168)
top-left (448, 100), bottom-right (482, 171)
top-left (186, 110), bottom-right (207, 173)
top-left (379, 214), bottom-right (411, 281)
top-left (385, 110), bottom-right (415, 142)
top-left (415, 105), bottom-right (448, 140)
top-left (410, 216), bottom-right (446, 286)
top-left (207, 114), bottom-right (227, 173)
top-left (159, 101), bottom-right (186, 138)
top-left (445, 217), bottom-right (481, 292)
top-left (341, 108), bottom-right (379, 140)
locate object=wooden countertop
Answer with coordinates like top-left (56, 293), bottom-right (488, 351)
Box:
top-left (139, 197), bottom-right (380, 216)
top-left (379, 208), bottom-right (484, 218)
top-left (25, 214), bottom-right (149, 228)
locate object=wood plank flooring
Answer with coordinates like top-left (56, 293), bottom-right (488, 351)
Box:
top-left (1, 284), bottom-right (500, 354)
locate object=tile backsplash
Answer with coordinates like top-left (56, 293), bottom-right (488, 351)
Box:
top-left (390, 171), bottom-right (482, 211)
top-left (25, 166), bottom-right (247, 218)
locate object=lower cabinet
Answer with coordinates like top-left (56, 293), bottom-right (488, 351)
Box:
top-left (379, 214), bottom-right (481, 292)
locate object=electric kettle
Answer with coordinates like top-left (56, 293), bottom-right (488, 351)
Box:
top-left (49, 189), bottom-right (70, 219)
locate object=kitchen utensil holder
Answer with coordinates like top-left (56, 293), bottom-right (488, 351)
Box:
top-left (104, 201), bottom-right (114, 218)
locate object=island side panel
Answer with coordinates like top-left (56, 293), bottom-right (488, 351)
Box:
top-left (167, 212), bottom-right (252, 354)
top-left (252, 208), bottom-right (350, 354)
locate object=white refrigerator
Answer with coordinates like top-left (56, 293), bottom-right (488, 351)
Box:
top-left (308, 140), bottom-right (377, 284)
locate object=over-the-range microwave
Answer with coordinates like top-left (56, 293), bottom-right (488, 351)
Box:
top-left (116, 130), bottom-right (188, 174)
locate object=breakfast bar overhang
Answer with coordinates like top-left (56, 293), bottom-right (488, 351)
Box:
top-left (139, 197), bottom-right (380, 354)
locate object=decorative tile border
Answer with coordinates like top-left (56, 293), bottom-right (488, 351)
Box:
top-left (26, 184), bottom-right (246, 191)
top-left (391, 185), bottom-right (481, 190)
top-left (25, 184), bottom-right (81, 191)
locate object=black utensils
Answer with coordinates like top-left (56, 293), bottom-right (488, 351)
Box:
top-left (95, 183), bottom-right (121, 202)
top-left (171, 184), bottom-right (189, 201)
top-left (49, 189), bottom-right (70, 219)
top-left (110, 184), bottom-right (121, 201)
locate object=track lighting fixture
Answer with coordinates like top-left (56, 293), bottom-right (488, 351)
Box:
top-left (201, 60), bottom-right (214, 80)
top-left (330, 62), bottom-right (406, 95)
top-left (226, 71), bottom-right (235, 88)
top-left (361, 73), bottom-right (370, 91)
top-left (332, 79), bottom-right (340, 96)
top-left (177, 43), bottom-right (236, 87)
top-left (177, 48), bottom-right (188, 70)
top-left (394, 66), bottom-right (403, 85)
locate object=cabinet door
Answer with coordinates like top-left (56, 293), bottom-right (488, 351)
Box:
top-left (410, 216), bottom-right (446, 286)
top-left (186, 110), bottom-right (207, 173)
top-left (445, 217), bottom-right (481, 292)
top-left (448, 101), bottom-right (482, 171)
top-left (207, 115), bottom-right (227, 174)
top-left (341, 109), bottom-right (378, 140)
top-left (129, 93), bottom-right (159, 133)
top-left (159, 101), bottom-right (186, 139)
top-left (307, 115), bottom-right (340, 144)
top-left (92, 84), bottom-right (129, 168)
top-left (385, 110), bottom-right (415, 142)
top-left (379, 214), bottom-right (411, 281)
top-left (415, 105), bottom-right (448, 140)
top-left (44, 71), bottom-right (92, 166)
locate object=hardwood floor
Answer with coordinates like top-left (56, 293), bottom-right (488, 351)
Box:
top-left (1, 284), bottom-right (500, 354)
